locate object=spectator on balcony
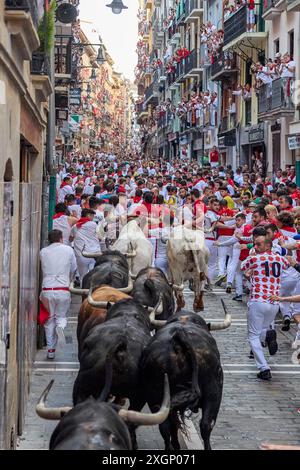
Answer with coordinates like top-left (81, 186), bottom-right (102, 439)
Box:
top-left (279, 53), bottom-right (295, 107)
top-left (247, 0), bottom-right (256, 33)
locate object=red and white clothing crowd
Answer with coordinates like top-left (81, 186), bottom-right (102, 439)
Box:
top-left (39, 149), bottom-right (300, 377)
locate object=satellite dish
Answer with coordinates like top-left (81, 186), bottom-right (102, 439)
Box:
top-left (56, 3), bottom-right (78, 24)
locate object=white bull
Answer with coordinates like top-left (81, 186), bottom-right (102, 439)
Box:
top-left (167, 226), bottom-right (209, 312)
top-left (112, 220), bottom-right (153, 277)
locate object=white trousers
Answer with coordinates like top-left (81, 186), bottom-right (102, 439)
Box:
top-left (155, 257), bottom-right (169, 278)
top-left (217, 236), bottom-right (233, 277)
top-left (223, 244), bottom-right (238, 282)
top-left (40, 291), bottom-right (71, 350)
top-left (248, 301), bottom-right (279, 371)
top-left (206, 239), bottom-right (218, 281)
top-left (149, 238), bottom-right (156, 266)
top-left (76, 255), bottom-right (95, 284)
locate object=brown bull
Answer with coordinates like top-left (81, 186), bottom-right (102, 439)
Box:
top-left (77, 286), bottom-right (131, 358)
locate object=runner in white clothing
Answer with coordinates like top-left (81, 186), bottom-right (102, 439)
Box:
top-left (70, 208), bottom-right (101, 283)
top-left (40, 230), bottom-right (77, 359)
top-left (52, 203), bottom-right (77, 246)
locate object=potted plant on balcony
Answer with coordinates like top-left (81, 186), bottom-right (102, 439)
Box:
top-left (31, 0), bottom-right (57, 74)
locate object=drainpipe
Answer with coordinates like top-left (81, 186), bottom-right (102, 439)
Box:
top-left (296, 149), bottom-right (300, 188)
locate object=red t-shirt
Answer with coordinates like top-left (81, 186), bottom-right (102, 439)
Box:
top-left (209, 150), bottom-right (219, 163)
top-left (218, 208), bottom-right (235, 237)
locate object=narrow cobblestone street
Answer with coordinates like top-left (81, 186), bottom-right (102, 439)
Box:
top-left (18, 286), bottom-right (300, 451)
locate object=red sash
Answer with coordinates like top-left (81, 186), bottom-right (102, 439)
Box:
top-left (76, 217), bottom-right (90, 228)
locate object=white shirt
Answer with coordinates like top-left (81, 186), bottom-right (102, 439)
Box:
top-left (71, 221), bottom-right (101, 256)
top-left (205, 210), bottom-right (220, 239)
top-left (280, 60), bottom-right (296, 78)
top-left (58, 184), bottom-right (73, 203)
top-left (53, 215), bottom-right (72, 246)
top-left (40, 243), bottom-right (77, 288)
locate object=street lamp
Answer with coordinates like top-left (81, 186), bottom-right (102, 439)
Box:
top-left (106, 0), bottom-right (128, 14)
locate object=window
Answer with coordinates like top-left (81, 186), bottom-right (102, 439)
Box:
top-left (274, 39), bottom-right (279, 55)
top-left (288, 30), bottom-right (294, 58)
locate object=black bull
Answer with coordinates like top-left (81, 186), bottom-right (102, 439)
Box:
top-left (36, 377), bottom-right (170, 450)
top-left (140, 310), bottom-right (224, 450)
top-left (132, 267), bottom-right (175, 320)
top-left (73, 299), bottom-right (151, 406)
top-left (82, 251), bottom-right (129, 292)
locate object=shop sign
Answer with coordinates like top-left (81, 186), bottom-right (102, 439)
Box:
top-left (248, 124), bottom-right (264, 143)
top-left (69, 88), bottom-right (82, 106)
top-left (218, 136), bottom-right (225, 147)
top-left (288, 136), bottom-right (300, 150)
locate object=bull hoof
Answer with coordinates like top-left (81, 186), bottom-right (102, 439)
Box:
top-left (193, 303), bottom-right (204, 312)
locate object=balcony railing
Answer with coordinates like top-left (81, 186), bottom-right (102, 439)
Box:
top-left (263, 0), bottom-right (276, 13)
top-left (220, 114), bottom-right (237, 133)
top-left (184, 49), bottom-right (201, 74)
top-left (258, 78), bottom-right (295, 115)
top-left (185, 0), bottom-right (203, 17)
top-left (5, 0), bottom-right (40, 29)
top-left (158, 112), bottom-right (173, 130)
top-left (167, 72), bottom-right (176, 87)
top-left (176, 0), bottom-right (186, 24)
top-left (210, 52), bottom-right (237, 79)
top-left (224, 5), bottom-right (259, 46)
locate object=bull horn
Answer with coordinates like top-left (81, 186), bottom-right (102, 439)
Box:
top-left (87, 288), bottom-right (115, 308)
top-left (149, 296), bottom-right (166, 327)
top-left (129, 271), bottom-right (137, 281)
top-left (36, 380), bottom-right (72, 420)
top-left (81, 244), bottom-right (102, 258)
top-left (115, 276), bottom-right (133, 294)
top-left (69, 281), bottom-right (89, 296)
top-left (170, 283), bottom-right (184, 291)
top-left (124, 250), bottom-right (137, 259)
top-left (209, 299), bottom-right (232, 331)
top-left (118, 374), bottom-right (170, 425)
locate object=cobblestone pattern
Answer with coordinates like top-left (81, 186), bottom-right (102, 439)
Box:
top-left (18, 287), bottom-right (300, 450)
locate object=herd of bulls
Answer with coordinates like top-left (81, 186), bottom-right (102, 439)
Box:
top-left (36, 221), bottom-right (232, 450)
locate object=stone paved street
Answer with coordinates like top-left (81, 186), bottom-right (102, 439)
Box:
top-left (18, 286), bottom-right (300, 450)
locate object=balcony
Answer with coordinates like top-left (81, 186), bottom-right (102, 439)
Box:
top-left (167, 72), bottom-right (176, 88)
top-left (210, 52), bottom-right (238, 81)
top-left (144, 82), bottom-right (159, 105)
top-left (184, 49), bottom-right (203, 76)
top-left (176, 0), bottom-right (186, 25)
top-left (223, 5), bottom-right (267, 51)
top-left (5, 0), bottom-right (41, 29)
top-left (168, 21), bottom-right (180, 43)
top-left (262, 0), bottom-right (284, 19)
top-left (184, 0), bottom-right (203, 22)
top-left (157, 112), bottom-right (173, 131)
top-left (220, 114), bottom-right (237, 133)
top-left (258, 78), bottom-right (295, 117)
top-left (287, 0), bottom-right (300, 10)
top-left (5, 0), bottom-right (40, 61)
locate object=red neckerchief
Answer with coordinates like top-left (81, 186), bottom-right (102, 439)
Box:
top-left (272, 231), bottom-right (283, 240)
top-left (76, 217), bottom-right (90, 228)
top-left (60, 181), bottom-right (70, 189)
top-left (53, 212), bottom-right (66, 220)
top-left (133, 196), bottom-right (141, 204)
top-left (142, 201), bottom-right (152, 214)
top-left (281, 225), bottom-right (297, 233)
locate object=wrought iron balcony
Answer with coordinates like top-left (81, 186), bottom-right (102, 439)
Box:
top-left (167, 72), bottom-right (176, 88)
top-left (5, 0), bottom-right (40, 30)
top-left (145, 82), bottom-right (158, 104)
top-left (220, 114), bottom-right (237, 133)
top-left (176, 0), bottom-right (186, 25)
top-left (184, 49), bottom-right (202, 75)
top-left (262, 0), bottom-right (284, 19)
top-left (210, 52), bottom-right (238, 81)
top-left (224, 5), bottom-right (263, 47)
top-left (185, 0), bottom-right (203, 21)
top-left (258, 78), bottom-right (295, 116)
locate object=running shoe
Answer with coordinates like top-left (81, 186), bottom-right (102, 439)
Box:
top-left (226, 283), bottom-right (232, 294)
top-left (215, 274), bottom-right (227, 287)
top-left (257, 369), bottom-right (272, 380)
top-left (248, 350), bottom-right (254, 359)
top-left (281, 316), bottom-right (291, 332)
top-left (265, 329), bottom-right (278, 356)
top-left (233, 295), bottom-right (242, 302)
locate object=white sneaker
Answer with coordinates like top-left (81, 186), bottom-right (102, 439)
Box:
top-left (56, 326), bottom-right (66, 348)
top-left (47, 349), bottom-right (55, 359)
